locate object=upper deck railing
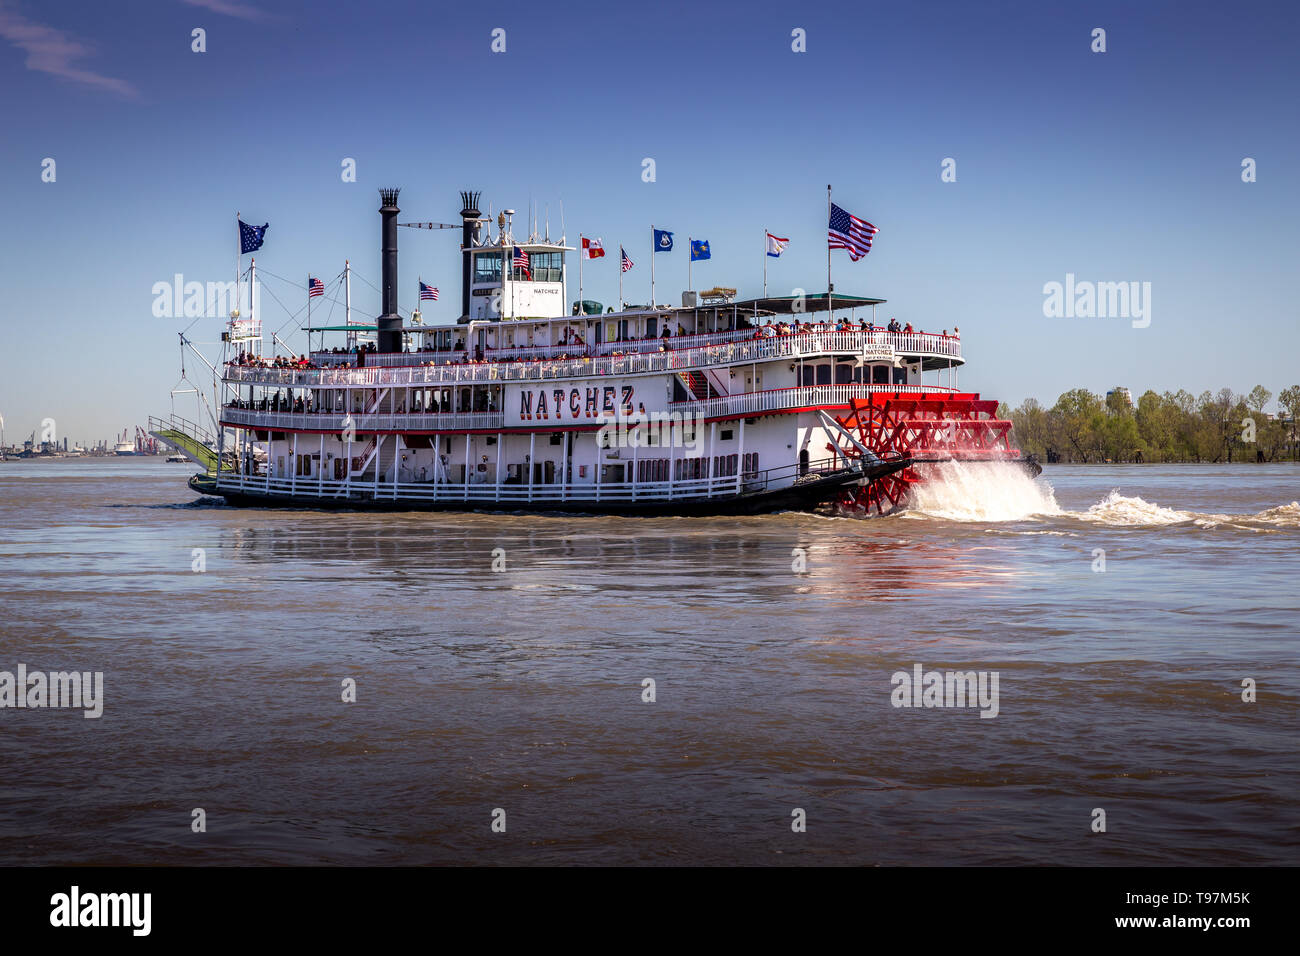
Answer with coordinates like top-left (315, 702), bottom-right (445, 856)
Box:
top-left (316, 327), bottom-right (767, 367)
top-left (225, 329), bottom-right (963, 390)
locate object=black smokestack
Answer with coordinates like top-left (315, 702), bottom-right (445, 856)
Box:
top-left (459, 190), bottom-right (481, 322)
top-left (378, 187), bottom-right (402, 353)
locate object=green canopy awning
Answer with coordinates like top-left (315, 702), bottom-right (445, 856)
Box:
top-left (729, 292), bottom-right (886, 316)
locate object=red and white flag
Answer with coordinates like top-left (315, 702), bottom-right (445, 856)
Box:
top-left (582, 237), bottom-right (605, 259)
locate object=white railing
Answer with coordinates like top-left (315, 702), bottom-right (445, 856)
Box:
top-left (673, 383), bottom-right (955, 420)
top-left (213, 459), bottom-right (840, 504)
top-left (312, 326), bottom-right (761, 367)
top-left (220, 408), bottom-right (504, 431)
top-left (226, 330), bottom-right (962, 390)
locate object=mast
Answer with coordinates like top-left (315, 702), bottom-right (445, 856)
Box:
top-left (249, 256), bottom-right (256, 353)
top-left (502, 213), bottom-right (511, 321)
top-left (344, 259), bottom-right (352, 351)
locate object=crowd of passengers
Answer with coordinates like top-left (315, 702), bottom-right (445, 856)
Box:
top-left (226, 319), bottom-right (959, 370)
top-left (225, 391), bottom-right (485, 413)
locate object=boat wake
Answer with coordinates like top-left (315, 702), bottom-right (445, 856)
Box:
top-left (1073, 492), bottom-right (1300, 530)
top-left (897, 460), bottom-right (1300, 530)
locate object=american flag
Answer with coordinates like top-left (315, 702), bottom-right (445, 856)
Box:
top-left (828, 203), bottom-right (878, 261)
top-left (621, 247), bottom-right (633, 273)
top-left (307, 276), bottom-right (324, 298)
top-left (512, 246), bottom-right (530, 278)
top-left (419, 281), bottom-right (438, 301)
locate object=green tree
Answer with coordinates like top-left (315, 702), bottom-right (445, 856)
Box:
top-left (1279, 385), bottom-right (1300, 461)
top-left (1247, 385), bottom-right (1272, 414)
top-left (1136, 390), bottom-right (1178, 461)
top-left (1008, 398), bottom-right (1050, 460)
top-left (1050, 389), bottom-right (1104, 462)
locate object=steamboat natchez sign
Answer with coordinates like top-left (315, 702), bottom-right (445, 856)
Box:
top-left (506, 379), bottom-right (666, 426)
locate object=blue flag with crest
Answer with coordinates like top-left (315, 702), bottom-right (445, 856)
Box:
top-left (690, 239), bottom-right (710, 261)
top-left (653, 228), bottom-right (673, 252)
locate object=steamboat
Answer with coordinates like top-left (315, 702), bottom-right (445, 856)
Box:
top-left (156, 188), bottom-right (1036, 516)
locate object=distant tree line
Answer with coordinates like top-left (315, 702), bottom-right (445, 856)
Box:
top-left (1000, 386), bottom-right (1300, 463)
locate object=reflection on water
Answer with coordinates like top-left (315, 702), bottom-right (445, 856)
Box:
top-left (0, 459), bottom-right (1297, 865)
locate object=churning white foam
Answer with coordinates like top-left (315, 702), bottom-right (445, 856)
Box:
top-left (902, 460), bottom-right (1062, 522)
top-left (1075, 491), bottom-right (1193, 526)
top-left (1069, 493), bottom-right (1300, 529)
top-left (1251, 502), bottom-right (1300, 527)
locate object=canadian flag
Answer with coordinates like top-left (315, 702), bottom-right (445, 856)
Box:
top-left (582, 237), bottom-right (605, 259)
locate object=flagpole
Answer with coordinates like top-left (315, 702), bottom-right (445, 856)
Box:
top-left (250, 255), bottom-right (257, 355)
top-left (234, 211), bottom-right (241, 330)
top-left (578, 233), bottom-right (584, 316)
top-left (763, 228), bottom-right (767, 298)
top-left (344, 259), bottom-right (352, 352)
top-left (650, 225), bottom-right (655, 307)
top-left (307, 274), bottom-right (312, 352)
top-left (688, 236), bottom-right (692, 294)
top-left (827, 185), bottom-right (833, 323)
top-left (618, 246), bottom-right (623, 311)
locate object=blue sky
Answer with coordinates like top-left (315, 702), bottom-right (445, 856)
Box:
top-left (1, 0), bottom-right (1297, 444)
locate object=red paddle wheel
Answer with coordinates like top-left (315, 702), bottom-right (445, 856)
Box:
top-left (827, 392), bottom-right (1025, 515)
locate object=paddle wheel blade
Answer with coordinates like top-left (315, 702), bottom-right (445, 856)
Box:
top-left (826, 391), bottom-right (1032, 515)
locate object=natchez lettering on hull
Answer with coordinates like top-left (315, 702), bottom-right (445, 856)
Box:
top-left (514, 383), bottom-right (641, 424)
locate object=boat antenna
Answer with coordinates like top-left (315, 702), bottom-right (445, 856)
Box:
top-left (559, 200), bottom-right (565, 245)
